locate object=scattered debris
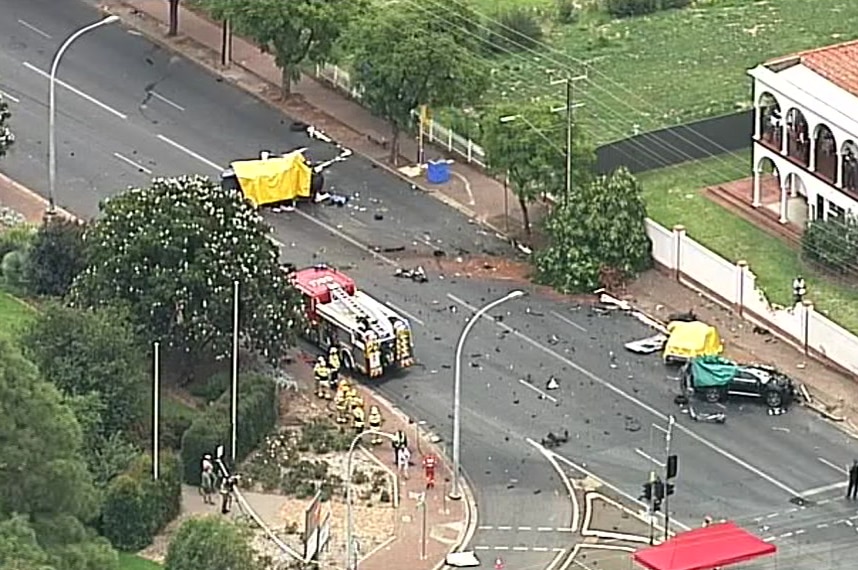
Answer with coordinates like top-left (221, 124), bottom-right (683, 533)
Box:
top-left (624, 334), bottom-right (667, 355)
top-left (382, 246), bottom-right (406, 253)
top-left (373, 212), bottom-right (384, 220)
top-left (546, 377), bottom-right (560, 390)
top-left (624, 416), bottom-right (641, 432)
top-left (329, 194), bottom-right (348, 207)
top-left (541, 430), bottom-right (569, 449)
top-left (394, 266), bottom-right (428, 283)
top-left (667, 310), bottom-right (696, 323)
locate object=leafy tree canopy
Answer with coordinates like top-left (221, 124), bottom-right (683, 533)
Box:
top-left (0, 338), bottom-right (100, 521)
top-left (0, 515), bottom-right (55, 570)
top-left (206, 0), bottom-right (364, 95)
top-left (70, 175), bottom-right (302, 365)
top-left (22, 303), bottom-right (146, 437)
top-left (481, 102), bottom-right (593, 234)
top-left (347, 3), bottom-right (488, 163)
top-left (535, 167), bottom-right (652, 292)
top-left (0, 93), bottom-right (13, 157)
top-left (165, 517), bottom-right (264, 570)
top-left (25, 217), bottom-right (87, 298)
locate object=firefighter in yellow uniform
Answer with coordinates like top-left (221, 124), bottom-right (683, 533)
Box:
top-left (367, 405), bottom-right (383, 444)
top-left (352, 402), bottom-right (366, 434)
top-left (334, 379), bottom-right (351, 424)
top-left (327, 347), bottom-right (341, 389)
top-left (313, 356), bottom-right (331, 399)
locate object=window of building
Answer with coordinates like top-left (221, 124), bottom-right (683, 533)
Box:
top-left (828, 202), bottom-right (845, 219)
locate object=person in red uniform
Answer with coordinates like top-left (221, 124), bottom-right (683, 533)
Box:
top-left (423, 453), bottom-right (437, 489)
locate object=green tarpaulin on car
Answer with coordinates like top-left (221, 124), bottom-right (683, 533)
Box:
top-left (689, 356), bottom-right (739, 387)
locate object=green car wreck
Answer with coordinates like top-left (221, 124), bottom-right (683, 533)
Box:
top-left (681, 356), bottom-right (796, 410)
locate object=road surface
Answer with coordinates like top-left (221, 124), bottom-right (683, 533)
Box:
top-left (1, 2), bottom-right (857, 569)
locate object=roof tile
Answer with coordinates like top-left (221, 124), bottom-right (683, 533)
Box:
top-left (775, 39), bottom-right (858, 98)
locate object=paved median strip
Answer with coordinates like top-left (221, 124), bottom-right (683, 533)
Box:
top-left (473, 546), bottom-right (565, 552)
top-left (477, 525), bottom-right (574, 532)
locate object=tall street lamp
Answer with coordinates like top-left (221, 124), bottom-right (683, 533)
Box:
top-left (48, 14), bottom-right (120, 215)
top-left (345, 429), bottom-right (396, 570)
top-left (449, 290), bottom-right (526, 500)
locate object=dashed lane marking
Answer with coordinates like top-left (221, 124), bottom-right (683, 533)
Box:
top-left (385, 301), bottom-right (425, 326)
top-left (23, 62), bottom-right (128, 120)
top-left (550, 310), bottom-right (587, 333)
top-left (634, 448), bottom-right (666, 468)
top-left (112, 152), bottom-right (152, 174)
top-left (477, 525), bottom-right (577, 532)
top-left (0, 90), bottom-right (20, 103)
top-left (518, 378), bottom-right (558, 403)
top-left (474, 546), bottom-right (566, 553)
top-left (149, 91), bottom-right (186, 111)
top-left (18, 19), bottom-right (52, 39)
top-left (156, 134), bottom-right (222, 171)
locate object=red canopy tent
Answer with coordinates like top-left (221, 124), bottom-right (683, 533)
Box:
top-left (633, 522), bottom-right (776, 570)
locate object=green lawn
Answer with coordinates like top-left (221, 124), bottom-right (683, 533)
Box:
top-left (0, 290), bottom-right (36, 340)
top-left (119, 553), bottom-right (162, 570)
top-left (442, 0), bottom-right (858, 143)
top-left (639, 150), bottom-right (858, 333)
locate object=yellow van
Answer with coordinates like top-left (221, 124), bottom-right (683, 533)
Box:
top-left (663, 320), bottom-right (723, 364)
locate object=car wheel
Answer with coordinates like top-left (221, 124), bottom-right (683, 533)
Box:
top-left (765, 390), bottom-right (783, 408)
top-left (704, 387), bottom-right (722, 403)
top-left (341, 349), bottom-right (355, 372)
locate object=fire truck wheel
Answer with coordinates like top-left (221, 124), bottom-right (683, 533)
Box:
top-left (341, 348), bottom-right (355, 371)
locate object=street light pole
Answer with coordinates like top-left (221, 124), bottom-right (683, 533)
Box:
top-left (230, 280), bottom-right (239, 465)
top-left (449, 290), bottom-right (526, 500)
top-left (346, 429), bottom-right (396, 570)
top-left (48, 15), bottom-right (120, 216)
top-left (153, 341), bottom-right (160, 481)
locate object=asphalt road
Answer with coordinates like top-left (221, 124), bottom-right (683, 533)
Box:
top-left (3, 3), bottom-right (858, 569)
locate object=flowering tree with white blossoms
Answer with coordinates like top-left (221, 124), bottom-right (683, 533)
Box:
top-left (0, 93), bottom-right (14, 157)
top-left (71, 175), bottom-right (302, 365)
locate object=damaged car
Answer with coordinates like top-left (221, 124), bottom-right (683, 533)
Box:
top-left (682, 356), bottom-right (796, 409)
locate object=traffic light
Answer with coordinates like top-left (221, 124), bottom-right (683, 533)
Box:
top-left (667, 455), bottom-right (678, 479)
top-left (652, 497), bottom-right (662, 512)
top-left (666, 483), bottom-right (675, 497)
top-left (653, 478), bottom-right (665, 501)
top-left (640, 481), bottom-right (653, 501)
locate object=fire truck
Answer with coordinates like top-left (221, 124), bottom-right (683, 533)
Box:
top-left (289, 265), bottom-right (415, 378)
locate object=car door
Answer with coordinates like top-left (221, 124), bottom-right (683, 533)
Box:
top-left (728, 369), bottom-right (762, 398)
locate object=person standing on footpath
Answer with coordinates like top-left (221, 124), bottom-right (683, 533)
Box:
top-left (396, 445), bottom-right (411, 480)
top-left (392, 429), bottom-right (408, 465)
top-left (847, 460), bottom-right (858, 500)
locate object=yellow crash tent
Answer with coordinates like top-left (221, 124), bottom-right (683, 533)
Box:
top-left (230, 152), bottom-right (312, 207)
top-left (662, 320), bottom-right (723, 364)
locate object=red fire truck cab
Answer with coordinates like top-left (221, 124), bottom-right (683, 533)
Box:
top-left (289, 264), bottom-right (415, 377)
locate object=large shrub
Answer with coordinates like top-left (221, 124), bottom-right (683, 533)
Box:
top-left (604, 0), bottom-right (690, 18)
top-left (180, 373), bottom-right (278, 484)
top-left (801, 215), bottom-right (858, 275)
top-left (101, 452), bottom-right (182, 551)
top-left (25, 217), bottom-right (87, 297)
top-left (488, 6), bottom-right (544, 53)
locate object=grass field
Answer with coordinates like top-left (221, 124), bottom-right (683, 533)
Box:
top-left (0, 291), bottom-right (35, 339)
top-left (639, 150), bottom-right (858, 333)
top-left (440, 0), bottom-right (858, 143)
top-left (119, 553), bottom-right (162, 570)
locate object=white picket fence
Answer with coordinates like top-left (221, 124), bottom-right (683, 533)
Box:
top-left (648, 221), bottom-right (858, 375)
top-left (311, 63), bottom-right (858, 376)
top-left (313, 63), bottom-right (487, 167)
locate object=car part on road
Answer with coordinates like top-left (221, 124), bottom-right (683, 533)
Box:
top-left (625, 334), bottom-right (667, 354)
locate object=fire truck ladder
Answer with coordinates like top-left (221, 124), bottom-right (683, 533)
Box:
top-left (328, 284), bottom-right (387, 337)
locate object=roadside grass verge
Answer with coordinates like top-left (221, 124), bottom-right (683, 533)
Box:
top-left (639, 150), bottom-right (858, 333)
top-left (0, 290), bottom-right (36, 340)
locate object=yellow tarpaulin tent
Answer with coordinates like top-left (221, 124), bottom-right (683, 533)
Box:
top-left (230, 152), bottom-right (312, 206)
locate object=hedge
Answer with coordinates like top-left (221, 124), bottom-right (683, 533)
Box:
top-left (180, 373), bottom-right (278, 484)
top-left (101, 452), bottom-right (182, 551)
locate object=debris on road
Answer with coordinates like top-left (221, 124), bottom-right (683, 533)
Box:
top-left (546, 376), bottom-right (560, 390)
top-left (624, 334), bottom-right (667, 354)
top-left (541, 430), bottom-right (569, 449)
top-left (394, 266), bottom-right (428, 283)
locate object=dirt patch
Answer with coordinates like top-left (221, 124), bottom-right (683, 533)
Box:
top-left (585, 495), bottom-right (652, 541)
top-left (625, 269), bottom-right (858, 422)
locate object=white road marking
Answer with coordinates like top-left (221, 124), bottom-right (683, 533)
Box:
top-left (385, 301), bottom-right (425, 326)
top-left (518, 378), bottom-right (558, 403)
top-left (23, 62), bottom-right (128, 119)
top-left (518, 526), bottom-right (532, 531)
top-left (801, 481), bottom-right (846, 497)
top-left (474, 546), bottom-right (490, 551)
top-left (818, 523), bottom-right (829, 528)
top-left (794, 529), bottom-right (806, 535)
top-left (494, 546), bottom-right (509, 551)
top-left (112, 152), bottom-right (153, 174)
top-left (447, 293), bottom-right (803, 500)
top-left (550, 310), bottom-right (587, 333)
top-left (634, 448), bottom-right (666, 468)
top-left (0, 90), bottom-right (20, 103)
top-left (512, 546), bottom-right (529, 552)
top-left (537, 526), bottom-right (554, 532)
top-left (546, 549), bottom-right (568, 570)
top-left (150, 91), bottom-right (186, 111)
top-left (451, 171), bottom-right (476, 206)
top-left (818, 457), bottom-right (846, 474)
top-left (532, 547), bottom-right (549, 552)
top-left (651, 423), bottom-right (668, 434)
top-left (478, 525), bottom-right (493, 531)
top-left (780, 532), bottom-right (794, 539)
top-left (155, 134), bottom-right (222, 171)
top-left (18, 19), bottom-right (52, 39)
top-left (556, 527), bottom-right (573, 532)
top-left (497, 526), bottom-right (512, 531)
top-left (127, 30), bottom-right (143, 36)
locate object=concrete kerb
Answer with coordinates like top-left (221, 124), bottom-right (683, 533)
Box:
top-left (368, 391), bottom-right (479, 569)
top-left (0, 172), bottom-right (77, 222)
top-left (106, 0), bottom-right (528, 251)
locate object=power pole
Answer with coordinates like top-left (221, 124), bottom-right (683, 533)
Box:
top-left (664, 415), bottom-right (677, 541)
top-left (551, 76), bottom-right (586, 206)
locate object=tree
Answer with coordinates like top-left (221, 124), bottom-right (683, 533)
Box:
top-left (535, 167), bottom-right (652, 292)
top-left (0, 338), bottom-right (100, 521)
top-left (22, 303), bottom-right (146, 438)
top-left (165, 517), bottom-right (264, 570)
top-left (347, 3), bottom-right (488, 164)
top-left (70, 175), bottom-right (302, 368)
top-left (481, 103), bottom-right (593, 235)
top-left (0, 93), bottom-right (13, 157)
top-left (801, 215), bottom-right (858, 275)
top-left (0, 515), bottom-right (55, 570)
top-left (25, 217), bottom-right (87, 298)
top-left (205, 0), bottom-right (362, 97)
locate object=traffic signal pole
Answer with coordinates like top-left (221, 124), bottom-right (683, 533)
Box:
top-left (663, 415), bottom-right (676, 541)
top-left (648, 470), bottom-right (656, 545)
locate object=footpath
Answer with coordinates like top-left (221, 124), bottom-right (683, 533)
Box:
top-left (101, 0), bottom-right (530, 238)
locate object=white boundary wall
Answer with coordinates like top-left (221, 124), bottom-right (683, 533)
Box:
top-left (647, 220), bottom-right (858, 375)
